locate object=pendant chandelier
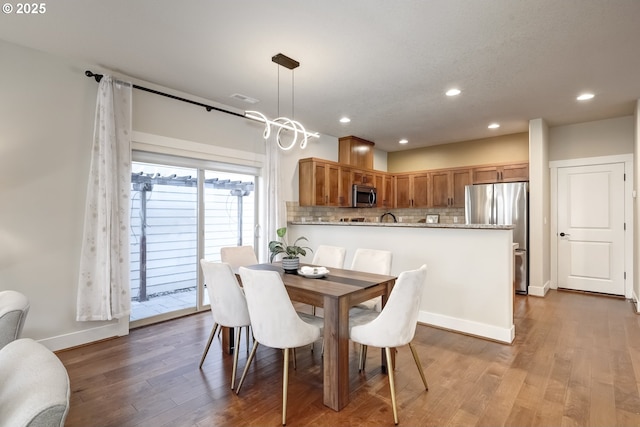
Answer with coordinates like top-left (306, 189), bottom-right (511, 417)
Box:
top-left (245, 53), bottom-right (319, 151)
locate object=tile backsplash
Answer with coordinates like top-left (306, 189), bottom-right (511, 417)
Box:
top-left (286, 202), bottom-right (465, 224)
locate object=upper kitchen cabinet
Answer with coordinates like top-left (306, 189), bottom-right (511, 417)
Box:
top-left (429, 168), bottom-right (471, 208)
top-left (299, 158), bottom-right (350, 207)
top-left (351, 168), bottom-right (375, 186)
top-left (338, 136), bottom-right (375, 169)
top-left (375, 173), bottom-right (395, 208)
top-left (472, 162), bottom-right (529, 184)
top-left (395, 172), bottom-right (429, 208)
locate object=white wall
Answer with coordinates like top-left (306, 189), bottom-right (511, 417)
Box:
top-left (549, 116), bottom-right (634, 161)
top-left (0, 40), bottom-right (101, 347)
top-left (528, 119), bottom-right (550, 296)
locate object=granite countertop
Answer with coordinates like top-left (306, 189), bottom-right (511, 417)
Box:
top-left (289, 221), bottom-right (514, 230)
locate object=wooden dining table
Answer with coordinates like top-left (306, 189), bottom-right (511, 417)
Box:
top-left (231, 262), bottom-right (396, 411)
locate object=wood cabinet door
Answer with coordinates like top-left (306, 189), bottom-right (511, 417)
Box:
top-left (430, 170), bottom-right (450, 208)
top-left (395, 175), bottom-right (412, 208)
top-left (472, 166), bottom-right (500, 184)
top-left (314, 162), bottom-right (328, 205)
top-left (473, 163), bottom-right (528, 184)
top-left (412, 174), bottom-right (430, 207)
top-left (339, 167), bottom-right (351, 207)
top-left (451, 169), bottom-right (471, 207)
top-left (382, 175), bottom-right (395, 208)
top-left (352, 169), bottom-right (374, 186)
top-left (501, 163), bottom-right (529, 182)
top-left (326, 163), bottom-right (341, 206)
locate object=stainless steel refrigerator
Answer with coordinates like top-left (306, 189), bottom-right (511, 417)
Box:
top-left (465, 182), bottom-right (529, 294)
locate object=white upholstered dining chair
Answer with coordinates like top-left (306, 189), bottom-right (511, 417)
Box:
top-left (235, 266), bottom-right (323, 426)
top-left (220, 245), bottom-right (259, 271)
top-left (0, 338), bottom-right (70, 427)
top-left (311, 245), bottom-right (346, 269)
top-left (351, 248), bottom-right (393, 311)
top-left (309, 244), bottom-right (346, 315)
top-left (199, 260), bottom-right (251, 390)
top-left (349, 264), bottom-right (429, 425)
top-left (220, 245), bottom-right (258, 344)
top-left (0, 290), bottom-right (30, 350)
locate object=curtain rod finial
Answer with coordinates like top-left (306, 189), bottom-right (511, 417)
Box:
top-left (85, 70), bottom-right (103, 83)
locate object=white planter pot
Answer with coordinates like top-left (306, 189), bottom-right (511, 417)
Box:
top-left (281, 257), bottom-right (300, 273)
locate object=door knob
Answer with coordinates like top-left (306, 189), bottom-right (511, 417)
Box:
top-left (559, 232), bottom-right (570, 237)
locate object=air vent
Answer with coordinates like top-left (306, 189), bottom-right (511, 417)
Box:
top-left (230, 93), bottom-right (259, 104)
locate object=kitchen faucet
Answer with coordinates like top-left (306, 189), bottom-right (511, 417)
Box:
top-left (380, 212), bottom-right (397, 223)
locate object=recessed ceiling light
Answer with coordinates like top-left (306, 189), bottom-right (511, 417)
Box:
top-left (446, 88), bottom-right (461, 97)
top-left (488, 123), bottom-right (500, 129)
top-left (399, 139), bottom-right (409, 144)
top-left (577, 93), bottom-right (595, 101)
top-left (339, 117), bottom-right (351, 123)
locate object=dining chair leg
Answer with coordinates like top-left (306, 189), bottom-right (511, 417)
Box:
top-left (409, 342), bottom-right (429, 390)
top-left (245, 326), bottom-right (250, 353)
top-left (198, 323), bottom-right (219, 369)
top-left (385, 347), bottom-right (399, 425)
top-left (359, 344), bottom-right (368, 372)
top-left (231, 326), bottom-right (242, 389)
top-left (282, 347), bottom-right (290, 426)
top-left (292, 348), bottom-right (297, 370)
top-left (236, 340), bottom-right (259, 395)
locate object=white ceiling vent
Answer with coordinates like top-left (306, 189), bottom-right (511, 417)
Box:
top-left (230, 93), bottom-right (259, 104)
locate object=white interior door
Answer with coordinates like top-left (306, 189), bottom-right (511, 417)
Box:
top-left (557, 163), bottom-right (625, 295)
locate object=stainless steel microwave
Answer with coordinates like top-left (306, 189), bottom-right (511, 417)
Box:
top-left (352, 184), bottom-right (377, 208)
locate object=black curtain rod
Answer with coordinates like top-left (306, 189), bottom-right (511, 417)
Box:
top-left (84, 70), bottom-right (245, 118)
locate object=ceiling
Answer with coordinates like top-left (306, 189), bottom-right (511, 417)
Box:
top-left (1, 0), bottom-right (640, 152)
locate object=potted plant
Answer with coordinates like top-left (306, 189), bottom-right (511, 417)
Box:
top-left (268, 227), bottom-right (312, 272)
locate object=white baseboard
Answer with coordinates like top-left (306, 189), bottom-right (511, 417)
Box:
top-left (417, 310), bottom-right (514, 344)
top-left (633, 289), bottom-right (639, 313)
top-left (528, 280), bottom-right (550, 297)
top-left (38, 320), bottom-right (129, 352)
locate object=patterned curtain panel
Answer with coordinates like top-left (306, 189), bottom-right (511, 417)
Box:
top-left (77, 75), bottom-right (132, 321)
top-left (264, 135), bottom-right (285, 262)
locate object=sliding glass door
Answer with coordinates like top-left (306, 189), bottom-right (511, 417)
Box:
top-left (129, 155), bottom-right (257, 326)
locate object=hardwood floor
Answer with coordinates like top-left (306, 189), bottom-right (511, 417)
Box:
top-left (58, 290), bottom-right (640, 426)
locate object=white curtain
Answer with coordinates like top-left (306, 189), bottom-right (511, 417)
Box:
top-left (77, 75), bottom-right (132, 321)
top-left (264, 136), bottom-right (285, 260)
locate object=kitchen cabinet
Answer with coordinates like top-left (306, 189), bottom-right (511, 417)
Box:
top-left (429, 168), bottom-right (471, 208)
top-left (338, 136), bottom-right (374, 169)
top-left (395, 172), bottom-right (429, 208)
top-left (374, 173), bottom-right (395, 208)
top-left (299, 158), bottom-right (350, 207)
top-left (351, 169), bottom-right (375, 186)
top-left (472, 163), bottom-right (529, 184)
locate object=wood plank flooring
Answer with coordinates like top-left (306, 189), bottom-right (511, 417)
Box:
top-left (57, 290), bottom-right (640, 426)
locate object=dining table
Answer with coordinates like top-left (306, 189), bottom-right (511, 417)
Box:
top-left (229, 262), bottom-right (396, 411)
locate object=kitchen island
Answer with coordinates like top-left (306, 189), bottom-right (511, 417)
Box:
top-left (288, 221), bottom-right (515, 343)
